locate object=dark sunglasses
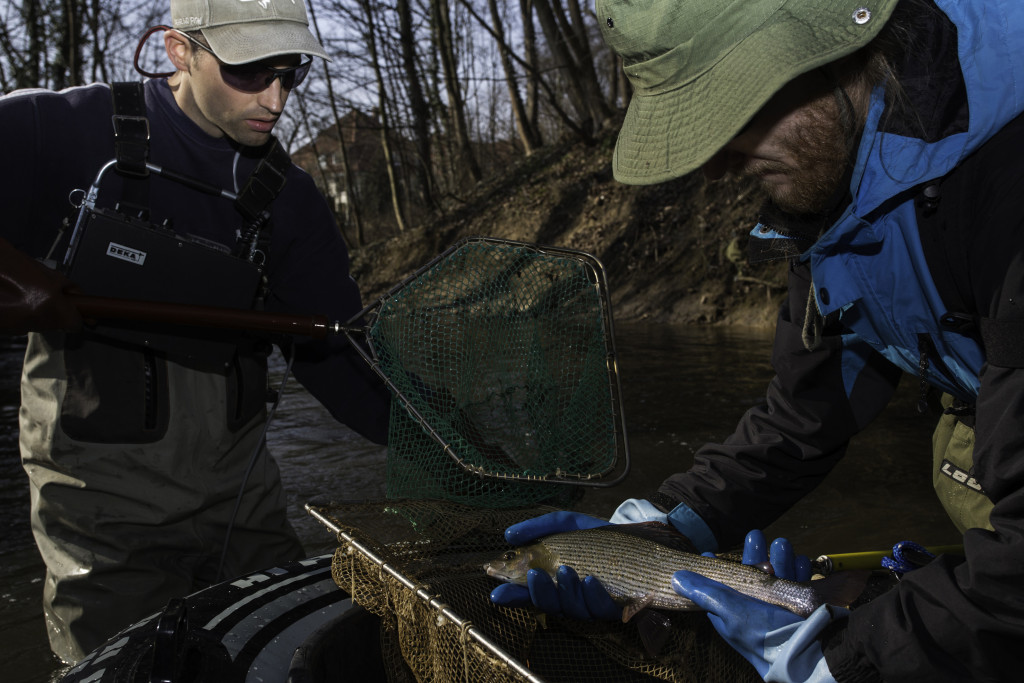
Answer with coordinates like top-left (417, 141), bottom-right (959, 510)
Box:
top-left (182, 32), bottom-right (312, 93)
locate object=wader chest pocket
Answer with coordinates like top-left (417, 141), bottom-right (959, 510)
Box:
top-left (65, 207), bottom-right (262, 363)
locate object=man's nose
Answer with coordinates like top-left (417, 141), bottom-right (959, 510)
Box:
top-left (258, 79), bottom-right (286, 114)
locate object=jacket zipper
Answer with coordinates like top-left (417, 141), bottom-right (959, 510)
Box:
top-left (916, 333), bottom-right (962, 412)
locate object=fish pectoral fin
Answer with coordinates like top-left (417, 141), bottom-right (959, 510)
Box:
top-left (634, 608), bottom-right (673, 657)
top-left (812, 569), bottom-right (872, 608)
top-left (621, 594), bottom-right (655, 623)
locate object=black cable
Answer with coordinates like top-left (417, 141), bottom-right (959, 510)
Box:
top-left (215, 348), bottom-right (296, 582)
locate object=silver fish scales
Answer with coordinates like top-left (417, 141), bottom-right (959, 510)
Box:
top-left (485, 523), bottom-right (862, 619)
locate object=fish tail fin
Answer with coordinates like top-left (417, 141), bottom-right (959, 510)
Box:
top-left (811, 570), bottom-right (871, 609)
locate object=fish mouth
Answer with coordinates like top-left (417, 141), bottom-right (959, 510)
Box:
top-left (483, 563), bottom-right (520, 583)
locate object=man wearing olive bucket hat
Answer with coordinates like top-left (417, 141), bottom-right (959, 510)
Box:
top-left (492, 1), bottom-right (1024, 681)
top-left (0, 0), bottom-right (390, 664)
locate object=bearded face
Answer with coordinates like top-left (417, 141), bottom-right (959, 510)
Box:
top-left (703, 70), bottom-right (866, 217)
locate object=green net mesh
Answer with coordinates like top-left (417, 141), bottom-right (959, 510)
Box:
top-left (357, 238), bottom-right (627, 508)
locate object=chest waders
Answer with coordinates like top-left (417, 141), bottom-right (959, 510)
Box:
top-left (20, 83), bottom-right (302, 664)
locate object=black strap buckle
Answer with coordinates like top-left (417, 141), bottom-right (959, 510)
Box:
top-left (234, 139), bottom-right (290, 222)
top-left (110, 82), bottom-right (151, 179)
top-left (112, 114), bottom-right (151, 178)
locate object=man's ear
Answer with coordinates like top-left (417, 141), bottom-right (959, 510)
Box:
top-left (164, 30), bottom-right (192, 72)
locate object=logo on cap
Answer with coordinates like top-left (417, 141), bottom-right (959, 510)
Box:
top-left (239, 0), bottom-right (295, 10)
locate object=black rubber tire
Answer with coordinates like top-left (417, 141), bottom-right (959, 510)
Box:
top-left (59, 554), bottom-right (385, 683)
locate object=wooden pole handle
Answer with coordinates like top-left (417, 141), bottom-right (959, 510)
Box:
top-left (69, 293), bottom-right (334, 340)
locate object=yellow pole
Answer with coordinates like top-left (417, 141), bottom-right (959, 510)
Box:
top-left (814, 544), bottom-right (963, 575)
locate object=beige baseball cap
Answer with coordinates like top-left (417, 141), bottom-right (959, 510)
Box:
top-left (596, 0), bottom-right (898, 185)
top-left (170, 0), bottom-right (329, 64)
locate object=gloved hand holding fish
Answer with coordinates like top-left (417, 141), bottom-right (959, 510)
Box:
top-left (669, 528), bottom-right (840, 682)
top-left (485, 511), bottom-right (869, 673)
top-left (486, 517), bottom-right (863, 620)
top-left (741, 529), bottom-right (813, 582)
top-left (487, 498), bottom-right (724, 618)
top-left (488, 510), bottom-right (622, 620)
top-left (672, 569), bottom-right (847, 683)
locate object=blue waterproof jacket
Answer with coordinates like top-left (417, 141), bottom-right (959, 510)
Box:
top-left (655, 2), bottom-right (1024, 681)
top-left (805, 0), bottom-right (1024, 403)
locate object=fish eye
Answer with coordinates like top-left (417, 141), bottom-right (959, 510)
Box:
top-left (502, 551), bottom-right (515, 561)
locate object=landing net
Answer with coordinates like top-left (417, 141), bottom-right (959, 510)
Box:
top-left (344, 238), bottom-right (629, 509)
top-left (309, 500), bottom-right (762, 683)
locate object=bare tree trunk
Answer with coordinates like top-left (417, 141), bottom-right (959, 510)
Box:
top-left (53, 0), bottom-right (85, 88)
top-left (308, 0), bottom-right (365, 246)
top-left (396, 0), bottom-right (436, 209)
top-left (531, 0), bottom-right (611, 140)
top-left (520, 0), bottom-right (541, 141)
top-left (360, 0), bottom-right (407, 233)
top-left (16, 0), bottom-right (46, 88)
top-left (458, 0), bottom-right (586, 142)
top-left (486, 0), bottom-right (541, 154)
top-left (562, 0), bottom-right (613, 124)
top-left (420, 12), bottom-right (455, 196)
top-left (85, 0), bottom-right (109, 83)
top-left (431, 0), bottom-right (481, 184)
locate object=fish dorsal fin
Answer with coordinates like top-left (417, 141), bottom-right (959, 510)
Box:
top-left (602, 521), bottom-right (699, 554)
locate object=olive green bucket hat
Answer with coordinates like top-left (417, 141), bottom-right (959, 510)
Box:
top-left (596, 0), bottom-right (898, 185)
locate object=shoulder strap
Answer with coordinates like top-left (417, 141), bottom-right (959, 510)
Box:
top-left (234, 138), bottom-right (290, 223)
top-left (233, 137), bottom-right (291, 262)
top-left (111, 81), bottom-right (149, 176)
top-left (110, 81), bottom-right (151, 218)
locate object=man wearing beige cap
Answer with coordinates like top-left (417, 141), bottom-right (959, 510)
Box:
top-left (0, 0), bottom-right (389, 663)
top-left (492, 1), bottom-right (1024, 681)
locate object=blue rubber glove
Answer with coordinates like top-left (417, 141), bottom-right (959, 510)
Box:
top-left (489, 511), bottom-right (622, 620)
top-left (503, 510), bottom-right (611, 545)
top-left (488, 565), bottom-right (623, 620)
top-left (611, 498), bottom-right (718, 553)
top-left (673, 532), bottom-right (842, 683)
top-left (742, 529), bottom-right (812, 582)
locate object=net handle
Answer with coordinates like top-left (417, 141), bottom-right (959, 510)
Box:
top-left (70, 293), bottom-right (338, 339)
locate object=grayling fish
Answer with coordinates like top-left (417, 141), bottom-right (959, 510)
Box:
top-left (484, 522), bottom-right (867, 622)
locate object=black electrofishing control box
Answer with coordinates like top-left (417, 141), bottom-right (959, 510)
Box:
top-left (65, 206), bottom-right (262, 360)
top-left (66, 207), bottom-right (260, 307)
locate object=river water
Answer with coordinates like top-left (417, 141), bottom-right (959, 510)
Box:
top-left (0, 324), bottom-right (960, 682)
